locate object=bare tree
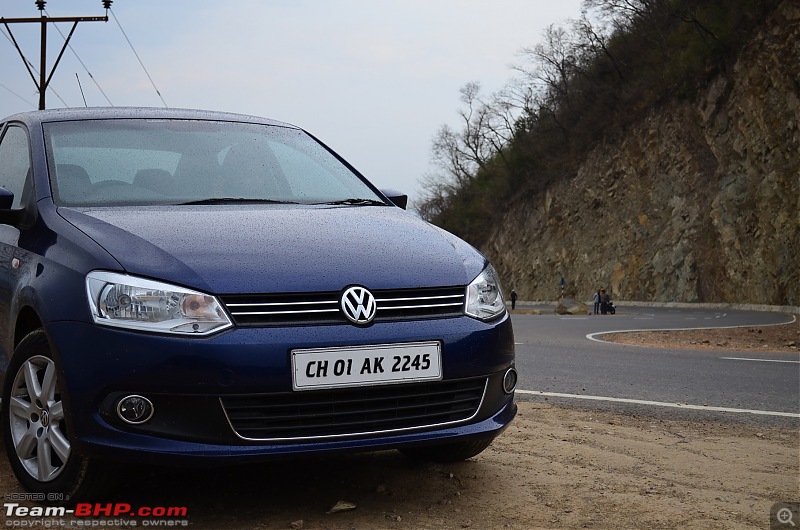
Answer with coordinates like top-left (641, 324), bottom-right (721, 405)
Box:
top-left (425, 83), bottom-right (521, 188)
top-left (514, 25), bottom-right (583, 109)
top-left (584, 0), bottom-right (673, 55)
top-left (416, 170), bottom-right (454, 221)
top-left (572, 11), bottom-right (626, 82)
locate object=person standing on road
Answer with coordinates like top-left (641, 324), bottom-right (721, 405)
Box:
top-left (593, 289), bottom-right (601, 315)
top-left (600, 288), bottom-right (610, 315)
top-left (510, 289), bottom-right (518, 310)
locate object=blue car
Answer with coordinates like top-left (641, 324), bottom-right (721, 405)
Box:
top-left (0, 107), bottom-right (516, 500)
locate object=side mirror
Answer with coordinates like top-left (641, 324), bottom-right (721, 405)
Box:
top-left (0, 188), bottom-right (13, 210)
top-left (0, 187), bottom-right (26, 226)
top-left (380, 188), bottom-right (408, 210)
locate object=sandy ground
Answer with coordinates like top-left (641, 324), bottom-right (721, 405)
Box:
top-left (1, 320), bottom-right (798, 529)
top-left (600, 315), bottom-right (799, 353)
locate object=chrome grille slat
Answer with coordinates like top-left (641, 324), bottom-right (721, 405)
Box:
top-left (225, 301), bottom-right (339, 308)
top-left (377, 303), bottom-right (464, 310)
top-left (375, 294), bottom-right (463, 302)
top-left (220, 286), bottom-right (465, 326)
top-left (232, 309), bottom-right (340, 316)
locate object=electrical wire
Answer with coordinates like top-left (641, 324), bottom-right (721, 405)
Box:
top-left (0, 82), bottom-right (36, 107)
top-left (2, 6), bottom-right (167, 110)
top-left (109, 8), bottom-right (168, 107)
top-left (0, 25), bottom-right (70, 108)
top-left (44, 8), bottom-right (113, 106)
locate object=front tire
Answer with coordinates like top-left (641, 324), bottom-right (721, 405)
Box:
top-left (2, 329), bottom-right (109, 502)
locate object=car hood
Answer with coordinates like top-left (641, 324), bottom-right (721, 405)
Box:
top-left (57, 205), bottom-right (486, 294)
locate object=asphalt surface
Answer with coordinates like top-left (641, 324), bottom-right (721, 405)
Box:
top-left (511, 305), bottom-right (800, 426)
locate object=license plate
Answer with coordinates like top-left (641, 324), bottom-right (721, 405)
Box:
top-left (292, 341), bottom-right (442, 391)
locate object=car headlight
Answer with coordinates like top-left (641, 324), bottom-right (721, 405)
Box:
top-left (86, 271), bottom-right (232, 335)
top-left (465, 265), bottom-right (506, 321)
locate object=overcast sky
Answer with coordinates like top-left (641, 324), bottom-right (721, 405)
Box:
top-left (1, 0), bottom-right (584, 207)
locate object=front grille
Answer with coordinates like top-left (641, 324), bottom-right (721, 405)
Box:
top-left (221, 378), bottom-right (487, 441)
top-left (220, 286), bottom-right (465, 326)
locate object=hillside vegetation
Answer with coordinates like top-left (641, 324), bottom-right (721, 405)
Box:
top-left (419, 0), bottom-right (799, 306)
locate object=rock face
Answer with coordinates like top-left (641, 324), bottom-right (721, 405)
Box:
top-left (487, 2), bottom-right (799, 306)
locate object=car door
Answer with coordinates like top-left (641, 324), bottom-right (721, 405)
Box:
top-left (0, 122), bottom-right (34, 370)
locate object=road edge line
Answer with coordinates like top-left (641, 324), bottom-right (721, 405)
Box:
top-left (585, 314), bottom-right (798, 344)
top-left (516, 390), bottom-right (800, 418)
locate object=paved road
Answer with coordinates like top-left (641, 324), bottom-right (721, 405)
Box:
top-left (511, 305), bottom-right (799, 425)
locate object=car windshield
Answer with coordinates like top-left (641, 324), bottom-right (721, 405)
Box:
top-left (43, 119), bottom-right (385, 207)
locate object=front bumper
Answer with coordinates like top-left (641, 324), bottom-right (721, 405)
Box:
top-left (46, 314), bottom-right (515, 464)
top-left (64, 398), bottom-right (517, 466)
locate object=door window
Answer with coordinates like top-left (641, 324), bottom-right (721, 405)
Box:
top-left (0, 126), bottom-right (32, 208)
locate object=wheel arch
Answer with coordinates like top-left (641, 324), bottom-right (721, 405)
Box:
top-left (14, 305), bottom-right (43, 348)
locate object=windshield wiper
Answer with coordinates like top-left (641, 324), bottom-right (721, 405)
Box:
top-left (319, 198), bottom-right (387, 206)
top-left (178, 198), bottom-right (300, 205)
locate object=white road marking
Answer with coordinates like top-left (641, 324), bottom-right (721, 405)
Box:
top-left (720, 357), bottom-right (800, 364)
top-left (516, 390), bottom-right (800, 418)
top-left (586, 314), bottom-right (798, 344)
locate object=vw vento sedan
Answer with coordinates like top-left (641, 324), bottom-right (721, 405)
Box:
top-left (0, 107), bottom-right (516, 499)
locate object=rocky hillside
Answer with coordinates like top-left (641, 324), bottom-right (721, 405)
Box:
top-left (485, 2), bottom-right (799, 306)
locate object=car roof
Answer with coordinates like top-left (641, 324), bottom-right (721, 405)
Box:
top-left (1, 107), bottom-right (297, 129)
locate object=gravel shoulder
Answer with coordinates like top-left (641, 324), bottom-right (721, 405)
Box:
top-left (600, 314), bottom-right (799, 353)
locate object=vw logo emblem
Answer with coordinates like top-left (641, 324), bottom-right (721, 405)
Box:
top-left (341, 286), bottom-right (377, 325)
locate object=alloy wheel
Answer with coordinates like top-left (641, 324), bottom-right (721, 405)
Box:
top-left (8, 354), bottom-right (71, 482)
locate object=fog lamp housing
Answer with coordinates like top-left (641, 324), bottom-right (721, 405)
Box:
top-left (117, 395), bottom-right (154, 425)
top-left (502, 367), bottom-right (518, 394)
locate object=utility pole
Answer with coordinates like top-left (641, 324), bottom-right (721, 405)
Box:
top-left (1, 1), bottom-right (112, 110)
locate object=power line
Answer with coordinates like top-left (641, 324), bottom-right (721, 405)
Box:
top-left (109, 8), bottom-right (167, 107)
top-left (45, 8), bottom-right (113, 106)
top-left (2, 6), bottom-right (166, 110)
top-left (0, 26), bottom-right (70, 108)
top-left (1, 11), bottom-right (106, 109)
top-left (0, 81), bottom-right (36, 107)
